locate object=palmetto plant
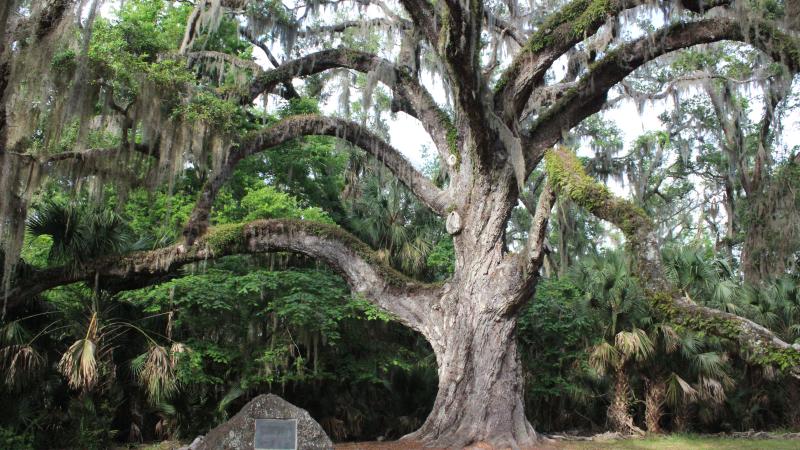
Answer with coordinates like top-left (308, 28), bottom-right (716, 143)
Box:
top-left (0, 318), bottom-right (46, 390)
top-left (573, 251), bottom-right (651, 434)
top-left (347, 173), bottom-right (439, 278)
top-left (645, 324), bottom-right (733, 432)
top-left (3, 301), bottom-right (185, 403)
top-left (662, 245), bottom-right (742, 312)
top-left (27, 199), bottom-right (134, 268)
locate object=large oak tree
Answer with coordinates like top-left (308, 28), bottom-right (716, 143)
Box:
top-left (3, 0), bottom-right (800, 447)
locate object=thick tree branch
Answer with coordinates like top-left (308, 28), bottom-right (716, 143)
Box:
top-left (183, 115), bottom-right (451, 244)
top-left (495, 0), bottom-right (644, 119)
top-left (3, 143), bottom-right (156, 164)
top-left (236, 27), bottom-right (301, 99)
top-left (7, 219), bottom-right (438, 332)
top-left (187, 50), bottom-right (263, 72)
top-left (494, 0), bottom-right (731, 120)
top-left (484, 9), bottom-right (526, 46)
top-left (512, 182), bottom-right (556, 305)
top-left (544, 147), bottom-right (800, 378)
top-left (435, 0), bottom-right (492, 157)
top-left (297, 17), bottom-right (411, 37)
top-left (248, 48), bottom-right (456, 164)
top-left (525, 17), bottom-right (800, 172)
top-left (397, 0), bottom-right (439, 48)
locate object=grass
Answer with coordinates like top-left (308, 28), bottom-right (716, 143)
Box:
top-left (557, 434), bottom-right (800, 449)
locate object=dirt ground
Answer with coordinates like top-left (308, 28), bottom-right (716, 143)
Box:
top-left (334, 440), bottom-right (561, 450)
top-left (333, 435), bottom-right (800, 450)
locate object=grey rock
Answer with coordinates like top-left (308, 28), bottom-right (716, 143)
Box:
top-left (195, 394), bottom-right (333, 450)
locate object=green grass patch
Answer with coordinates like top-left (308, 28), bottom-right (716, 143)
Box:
top-left (558, 434), bottom-right (800, 449)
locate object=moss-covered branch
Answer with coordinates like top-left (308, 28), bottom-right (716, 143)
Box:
top-left (544, 147), bottom-right (800, 378)
top-left (7, 219), bottom-right (439, 331)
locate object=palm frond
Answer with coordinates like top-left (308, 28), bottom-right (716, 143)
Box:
top-left (59, 337), bottom-right (98, 391)
top-left (665, 372), bottom-right (698, 406)
top-left (133, 344), bottom-right (179, 404)
top-left (0, 344), bottom-right (45, 388)
top-left (615, 328), bottom-right (654, 362)
top-left (589, 341), bottom-right (619, 374)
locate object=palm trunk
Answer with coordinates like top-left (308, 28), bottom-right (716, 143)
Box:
top-left (673, 402), bottom-right (690, 432)
top-left (608, 364), bottom-right (644, 435)
top-left (644, 377), bottom-right (665, 433)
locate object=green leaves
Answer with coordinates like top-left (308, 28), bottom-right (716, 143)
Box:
top-left (27, 200), bottom-right (133, 267)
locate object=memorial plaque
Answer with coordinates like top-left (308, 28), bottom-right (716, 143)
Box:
top-left (254, 418), bottom-right (297, 450)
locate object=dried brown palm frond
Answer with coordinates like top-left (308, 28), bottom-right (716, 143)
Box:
top-left (589, 341), bottom-right (620, 375)
top-left (0, 344), bottom-right (45, 388)
top-left (59, 337), bottom-right (98, 391)
top-left (615, 328), bottom-right (654, 362)
top-left (696, 376), bottom-right (727, 405)
top-left (665, 372), bottom-right (698, 407)
top-left (58, 312), bottom-right (100, 391)
top-left (133, 344), bottom-right (178, 404)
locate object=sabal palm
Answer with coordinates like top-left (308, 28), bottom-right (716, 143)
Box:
top-left (347, 172), bottom-right (438, 278)
top-left (646, 323), bottom-right (733, 432)
top-left (654, 246), bottom-right (737, 430)
top-left (27, 199), bottom-right (133, 267)
top-left (573, 251), bottom-right (652, 434)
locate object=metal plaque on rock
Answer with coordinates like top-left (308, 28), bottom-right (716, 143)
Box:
top-left (254, 418), bottom-right (297, 450)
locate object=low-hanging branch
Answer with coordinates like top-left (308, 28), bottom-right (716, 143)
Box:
top-left (544, 147), bottom-right (800, 378)
top-left (6, 219), bottom-right (439, 332)
top-left (182, 114), bottom-right (451, 244)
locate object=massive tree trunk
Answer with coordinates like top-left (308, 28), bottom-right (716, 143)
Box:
top-left (403, 169), bottom-right (540, 448)
top-left (409, 311), bottom-right (536, 447)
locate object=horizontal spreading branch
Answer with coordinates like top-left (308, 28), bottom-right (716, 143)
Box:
top-left (7, 219), bottom-right (437, 332)
top-left (3, 143), bottom-right (155, 165)
top-left (544, 147), bottom-right (800, 378)
top-left (247, 48), bottom-right (456, 163)
top-left (183, 114), bottom-right (451, 244)
top-left (526, 16), bottom-right (800, 169)
top-left (297, 17), bottom-right (411, 37)
top-left (187, 50), bottom-right (263, 72)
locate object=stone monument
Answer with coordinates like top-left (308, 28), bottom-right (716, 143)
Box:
top-left (186, 394), bottom-right (333, 450)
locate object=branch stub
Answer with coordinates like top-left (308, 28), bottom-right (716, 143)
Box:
top-left (446, 211), bottom-right (463, 235)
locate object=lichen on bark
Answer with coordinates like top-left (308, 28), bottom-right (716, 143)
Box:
top-left (544, 147), bottom-right (800, 378)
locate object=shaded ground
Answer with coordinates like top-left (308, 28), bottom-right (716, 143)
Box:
top-left (335, 435), bottom-right (800, 449)
top-left (126, 434), bottom-right (800, 449)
